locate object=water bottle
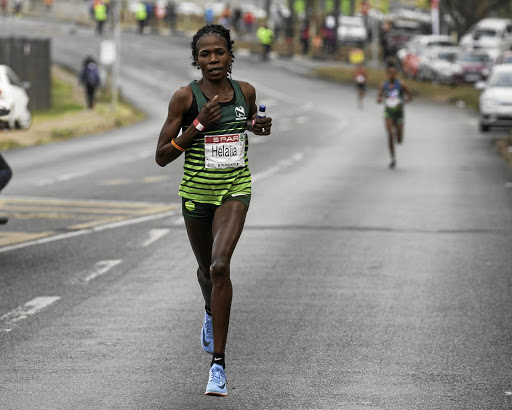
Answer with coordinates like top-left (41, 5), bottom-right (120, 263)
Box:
top-left (257, 104), bottom-right (266, 119)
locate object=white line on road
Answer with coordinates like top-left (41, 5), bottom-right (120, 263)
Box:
top-left (35, 170), bottom-right (92, 186)
top-left (83, 260), bottom-right (123, 283)
top-left (0, 210), bottom-right (179, 254)
top-left (252, 152), bottom-right (304, 183)
top-left (142, 229), bottom-right (170, 247)
top-left (0, 296), bottom-right (61, 332)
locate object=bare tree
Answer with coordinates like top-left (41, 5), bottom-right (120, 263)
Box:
top-left (442, 0), bottom-right (511, 36)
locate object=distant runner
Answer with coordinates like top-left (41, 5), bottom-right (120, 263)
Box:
top-left (353, 63), bottom-right (368, 109)
top-left (377, 62), bottom-right (412, 168)
top-left (155, 24), bottom-right (272, 396)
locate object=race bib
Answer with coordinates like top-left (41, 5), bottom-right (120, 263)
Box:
top-left (385, 89), bottom-right (402, 109)
top-left (356, 75), bottom-right (366, 84)
top-left (204, 133), bottom-right (246, 169)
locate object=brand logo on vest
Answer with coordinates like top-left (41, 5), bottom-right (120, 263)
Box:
top-left (235, 106), bottom-right (246, 120)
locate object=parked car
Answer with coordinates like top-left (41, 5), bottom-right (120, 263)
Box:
top-left (399, 35), bottom-right (456, 78)
top-left (452, 51), bottom-right (492, 84)
top-left (176, 2), bottom-right (203, 16)
top-left (478, 64), bottom-right (512, 131)
top-left (384, 20), bottom-right (423, 56)
top-left (418, 46), bottom-right (460, 83)
top-left (338, 15), bottom-right (367, 47)
top-left (0, 65), bottom-right (31, 130)
top-left (460, 18), bottom-right (512, 56)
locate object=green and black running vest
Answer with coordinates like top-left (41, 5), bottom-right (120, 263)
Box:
top-left (179, 79), bottom-right (251, 205)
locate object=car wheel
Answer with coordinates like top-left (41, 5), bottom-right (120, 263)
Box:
top-left (479, 122), bottom-right (490, 132)
top-left (15, 109), bottom-right (32, 130)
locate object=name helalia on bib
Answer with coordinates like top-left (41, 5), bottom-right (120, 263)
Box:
top-left (205, 133), bottom-right (246, 169)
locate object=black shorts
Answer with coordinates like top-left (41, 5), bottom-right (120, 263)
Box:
top-left (182, 195), bottom-right (251, 222)
top-left (356, 83), bottom-right (366, 91)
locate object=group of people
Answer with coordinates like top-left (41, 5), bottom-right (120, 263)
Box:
top-left (0, 0), bottom-right (23, 16)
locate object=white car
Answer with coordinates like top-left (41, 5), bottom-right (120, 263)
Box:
top-left (418, 46), bottom-right (461, 83)
top-left (338, 15), bottom-right (367, 47)
top-left (460, 18), bottom-right (512, 60)
top-left (176, 2), bottom-right (203, 16)
top-left (478, 64), bottom-right (512, 132)
top-left (0, 65), bottom-right (32, 130)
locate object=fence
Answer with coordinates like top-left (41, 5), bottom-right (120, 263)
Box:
top-left (0, 37), bottom-right (51, 111)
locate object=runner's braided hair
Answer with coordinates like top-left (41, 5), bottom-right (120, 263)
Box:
top-left (191, 24), bottom-right (235, 75)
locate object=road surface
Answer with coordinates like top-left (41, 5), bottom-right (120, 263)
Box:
top-left (1, 17), bottom-right (511, 410)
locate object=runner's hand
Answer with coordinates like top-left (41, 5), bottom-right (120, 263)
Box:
top-left (197, 95), bottom-right (221, 128)
top-left (252, 115), bottom-right (272, 136)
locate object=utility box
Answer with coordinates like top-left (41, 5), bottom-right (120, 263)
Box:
top-left (0, 37), bottom-right (51, 111)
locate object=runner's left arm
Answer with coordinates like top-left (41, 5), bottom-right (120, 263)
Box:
top-left (239, 81), bottom-right (272, 136)
top-left (402, 82), bottom-right (413, 103)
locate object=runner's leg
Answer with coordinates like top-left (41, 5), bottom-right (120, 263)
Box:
top-left (185, 219), bottom-right (213, 308)
top-left (396, 122), bottom-right (404, 144)
top-left (385, 118), bottom-right (395, 160)
top-left (210, 200), bottom-right (248, 354)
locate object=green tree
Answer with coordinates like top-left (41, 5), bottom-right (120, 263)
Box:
top-left (442, 0), bottom-right (512, 36)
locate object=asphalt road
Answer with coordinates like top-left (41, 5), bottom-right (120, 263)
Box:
top-left (1, 17), bottom-right (512, 410)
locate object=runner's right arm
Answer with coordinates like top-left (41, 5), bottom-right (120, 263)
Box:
top-left (156, 86), bottom-right (221, 167)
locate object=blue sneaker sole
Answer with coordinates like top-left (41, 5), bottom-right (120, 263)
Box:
top-left (205, 390), bottom-right (228, 396)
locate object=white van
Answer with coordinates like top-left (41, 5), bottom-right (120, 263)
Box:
top-left (460, 18), bottom-right (512, 59)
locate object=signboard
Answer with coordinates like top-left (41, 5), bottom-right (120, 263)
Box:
top-left (100, 40), bottom-right (116, 66)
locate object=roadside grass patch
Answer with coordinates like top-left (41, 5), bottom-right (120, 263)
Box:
top-left (0, 65), bottom-right (145, 150)
top-left (312, 65), bottom-right (481, 112)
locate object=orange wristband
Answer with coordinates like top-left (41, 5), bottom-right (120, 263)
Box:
top-left (171, 138), bottom-right (185, 152)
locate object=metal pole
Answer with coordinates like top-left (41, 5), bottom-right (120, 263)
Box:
top-left (111, 0), bottom-right (121, 113)
top-left (371, 0), bottom-right (379, 67)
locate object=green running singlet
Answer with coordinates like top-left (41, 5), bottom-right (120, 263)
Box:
top-left (179, 79), bottom-right (251, 205)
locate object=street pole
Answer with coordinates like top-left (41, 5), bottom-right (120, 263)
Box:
top-left (371, 0), bottom-right (380, 67)
top-left (265, 0), bottom-right (271, 22)
top-left (111, 0), bottom-right (121, 113)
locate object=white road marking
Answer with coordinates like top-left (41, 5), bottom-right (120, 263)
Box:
top-left (171, 216), bottom-right (184, 226)
top-left (83, 260), bottom-right (123, 283)
top-left (505, 182), bottom-right (512, 189)
top-left (35, 170), bottom-right (91, 186)
top-left (142, 229), bottom-right (170, 247)
top-left (252, 152), bottom-right (304, 183)
top-left (0, 296), bottom-right (61, 332)
top-left (0, 210), bottom-right (178, 254)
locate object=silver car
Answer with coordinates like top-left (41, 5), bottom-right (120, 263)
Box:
top-left (478, 64), bottom-right (512, 132)
top-left (0, 65), bottom-right (32, 130)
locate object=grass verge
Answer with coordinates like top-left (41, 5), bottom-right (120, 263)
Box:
top-left (311, 65), bottom-right (481, 112)
top-left (0, 65), bottom-right (146, 151)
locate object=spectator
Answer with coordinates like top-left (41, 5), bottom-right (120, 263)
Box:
top-left (257, 24), bottom-right (274, 61)
top-left (0, 153), bottom-right (12, 225)
top-left (232, 7), bottom-right (242, 33)
top-left (0, 0), bottom-right (7, 15)
top-left (243, 10), bottom-right (254, 34)
top-left (219, 5), bottom-right (231, 28)
top-left (166, 1), bottom-right (176, 32)
top-left (300, 22), bottom-right (310, 55)
top-left (204, 4), bottom-right (214, 25)
top-left (135, 1), bottom-right (148, 34)
top-left (80, 56), bottom-right (101, 110)
top-left (94, 0), bottom-right (108, 35)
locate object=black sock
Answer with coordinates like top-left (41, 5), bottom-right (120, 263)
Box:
top-left (205, 305), bottom-right (211, 316)
top-left (211, 353), bottom-right (225, 368)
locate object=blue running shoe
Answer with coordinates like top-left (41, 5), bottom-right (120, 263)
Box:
top-left (201, 310), bottom-right (214, 354)
top-left (205, 363), bottom-right (227, 396)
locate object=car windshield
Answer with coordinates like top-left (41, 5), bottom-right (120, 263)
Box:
top-left (489, 71), bottom-right (512, 87)
top-left (428, 41), bottom-right (453, 47)
top-left (458, 54), bottom-right (488, 63)
top-left (474, 29), bottom-right (497, 38)
top-left (438, 52), bottom-right (458, 61)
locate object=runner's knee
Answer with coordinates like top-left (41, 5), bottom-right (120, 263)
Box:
top-left (197, 265), bottom-right (211, 281)
top-left (210, 257), bottom-right (230, 283)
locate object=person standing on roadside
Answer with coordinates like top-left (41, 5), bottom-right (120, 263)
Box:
top-left (257, 24), bottom-right (274, 61)
top-left (0, 153), bottom-right (12, 225)
top-left (94, 0), bottom-right (107, 35)
top-left (0, 0), bottom-right (7, 16)
top-left (135, 1), bottom-right (147, 34)
top-left (155, 24), bottom-right (272, 396)
top-left (377, 62), bottom-right (412, 169)
top-left (166, 1), bottom-right (176, 33)
top-left (80, 56), bottom-right (101, 110)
